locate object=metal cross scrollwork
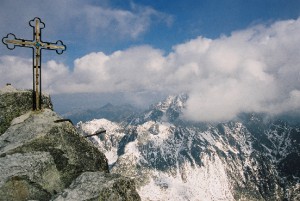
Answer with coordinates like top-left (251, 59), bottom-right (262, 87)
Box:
top-left (2, 17), bottom-right (66, 110)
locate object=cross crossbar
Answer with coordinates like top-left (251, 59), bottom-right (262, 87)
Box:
top-left (2, 17), bottom-right (66, 110)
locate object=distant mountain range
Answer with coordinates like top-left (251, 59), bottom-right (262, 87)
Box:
top-left (77, 94), bottom-right (300, 201)
top-left (64, 103), bottom-right (140, 124)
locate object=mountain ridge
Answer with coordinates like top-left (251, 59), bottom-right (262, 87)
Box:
top-left (79, 94), bottom-right (300, 201)
top-left (64, 102), bottom-right (140, 124)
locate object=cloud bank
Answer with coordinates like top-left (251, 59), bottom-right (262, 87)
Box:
top-left (1, 18), bottom-right (300, 122)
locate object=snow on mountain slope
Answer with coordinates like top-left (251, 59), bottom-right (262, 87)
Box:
top-left (77, 119), bottom-right (125, 165)
top-left (139, 155), bottom-right (234, 201)
top-left (78, 95), bottom-right (300, 201)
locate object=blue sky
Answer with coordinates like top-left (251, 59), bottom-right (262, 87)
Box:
top-left (129, 0), bottom-right (300, 47)
top-left (1, 0), bottom-right (300, 121)
top-left (1, 0), bottom-right (299, 64)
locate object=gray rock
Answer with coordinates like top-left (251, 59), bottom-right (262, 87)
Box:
top-left (53, 172), bottom-right (141, 201)
top-left (0, 89), bottom-right (141, 200)
top-left (0, 86), bottom-right (52, 135)
top-left (0, 109), bottom-right (109, 188)
top-left (0, 152), bottom-right (62, 201)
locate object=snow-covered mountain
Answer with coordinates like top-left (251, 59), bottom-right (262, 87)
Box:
top-left (77, 95), bottom-right (300, 201)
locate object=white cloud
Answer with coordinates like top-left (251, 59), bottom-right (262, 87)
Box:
top-left (0, 56), bottom-right (32, 89)
top-left (42, 60), bottom-right (70, 93)
top-left (0, 0), bottom-right (172, 41)
top-left (82, 3), bottom-right (172, 39)
top-left (0, 55), bottom-right (70, 93)
top-left (181, 18), bottom-right (300, 121)
top-left (63, 46), bottom-right (167, 93)
top-left (1, 18), bottom-right (300, 121)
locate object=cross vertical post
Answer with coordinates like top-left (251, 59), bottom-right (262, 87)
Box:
top-left (2, 17), bottom-right (66, 110)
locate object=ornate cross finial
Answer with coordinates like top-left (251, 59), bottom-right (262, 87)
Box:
top-left (2, 17), bottom-right (66, 110)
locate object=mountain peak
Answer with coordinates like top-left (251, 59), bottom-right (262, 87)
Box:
top-left (137, 93), bottom-right (188, 123)
top-left (155, 93), bottom-right (188, 112)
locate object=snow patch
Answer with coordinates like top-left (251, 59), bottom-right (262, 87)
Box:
top-left (77, 119), bottom-right (124, 166)
top-left (139, 155), bottom-right (234, 201)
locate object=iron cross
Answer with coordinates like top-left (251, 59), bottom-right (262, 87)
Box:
top-left (2, 17), bottom-right (66, 110)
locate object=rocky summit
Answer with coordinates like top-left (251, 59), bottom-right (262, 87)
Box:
top-left (0, 85), bottom-right (141, 201)
top-left (0, 84), bottom-right (53, 135)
